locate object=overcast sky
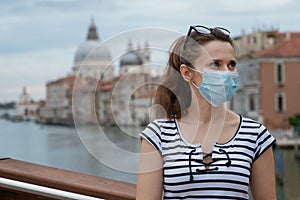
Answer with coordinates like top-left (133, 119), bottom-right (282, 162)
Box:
top-left (1, 0), bottom-right (300, 102)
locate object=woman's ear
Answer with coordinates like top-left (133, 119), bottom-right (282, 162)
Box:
top-left (179, 64), bottom-right (193, 82)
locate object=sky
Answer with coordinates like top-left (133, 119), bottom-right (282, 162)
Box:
top-left (1, 0), bottom-right (300, 102)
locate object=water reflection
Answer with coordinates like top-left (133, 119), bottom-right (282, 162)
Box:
top-left (281, 149), bottom-right (300, 200)
top-left (0, 119), bottom-right (139, 183)
top-left (75, 124), bottom-right (141, 174)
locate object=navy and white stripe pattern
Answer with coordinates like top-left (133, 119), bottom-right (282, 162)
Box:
top-left (140, 115), bottom-right (275, 199)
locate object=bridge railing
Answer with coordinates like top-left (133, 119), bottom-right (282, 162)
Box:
top-left (0, 158), bottom-right (136, 200)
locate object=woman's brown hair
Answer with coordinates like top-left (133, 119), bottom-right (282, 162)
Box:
top-left (154, 28), bottom-right (234, 119)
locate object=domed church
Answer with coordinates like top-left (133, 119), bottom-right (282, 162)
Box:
top-left (119, 40), bottom-right (150, 74)
top-left (72, 19), bottom-right (114, 80)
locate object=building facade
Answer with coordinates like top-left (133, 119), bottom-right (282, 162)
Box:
top-left (16, 87), bottom-right (41, 120)
top-left (96, 79), bottom-right (114, 126)
top-left (233, 28), bottom-right (300, 59)
top-left (232, 37), bottom-right (300, 130)
top-left (40, 75), bottom-right (75, 125)
top-left (110, 73), bottom-right (154, 126)
top-left (72, 77), bottom-right (99, 124)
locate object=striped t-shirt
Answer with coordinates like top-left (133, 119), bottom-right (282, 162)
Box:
top-left (140, 115), bottom-right (275, 199)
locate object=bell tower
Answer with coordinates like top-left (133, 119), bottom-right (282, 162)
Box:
top-left (86, 17), bottom-right (99, 41)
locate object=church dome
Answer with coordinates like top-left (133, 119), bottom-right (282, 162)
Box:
top-left (73, 19), bottom-right (111, 64)
top-left (74, 41), bottom-right (111, 63)
top-left (120, 51), bottom-right (143, 66)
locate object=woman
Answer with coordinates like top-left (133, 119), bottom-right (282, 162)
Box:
top-left (136, 25), bottom-right (276, 200)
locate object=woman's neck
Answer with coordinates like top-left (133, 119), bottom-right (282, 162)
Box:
top-left (181, 86), bottom-right (226, 124)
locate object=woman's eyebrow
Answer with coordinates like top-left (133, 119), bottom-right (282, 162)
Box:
top-left (208, 59), bottom-right (220, 63)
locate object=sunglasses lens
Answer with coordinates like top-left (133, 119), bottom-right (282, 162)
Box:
top-left (194, 26), bottom-right (211, 34)
top-left (215, 27), bottom-right (230, 35)
top-left (193, 26), bottom-right (230, 36)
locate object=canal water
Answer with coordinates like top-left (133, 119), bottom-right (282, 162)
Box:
top-left (0, 117), bottom-right (299, 199)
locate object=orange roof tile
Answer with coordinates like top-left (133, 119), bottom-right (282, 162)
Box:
top-left (136, 92), bottom-right (155, 99)
top-left (99, 84), bottom-right (113, 91)
top-left (276, 32), bottom-right (300, 39)
top-left (253, 37), bottom-right (300, 58)
top-left (47, 75), bottom-right (77, 86)
top-left (96, 81), bottom-right (113, 91)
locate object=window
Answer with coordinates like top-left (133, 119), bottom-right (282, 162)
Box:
top-left (274, 62), bottom-right (285, 85)
top-left (248, 64), bottom-right (254, 81)
top-left (249, 93), bottom-right (255, 111)
top-left (248, 36), bottom-right (257, 44)
top-left (277, 64), bottom-right (283, 82)
top-left (246, 63), bottom-right (258, 82)
top-left (275, 92), bottom-right (286, 113)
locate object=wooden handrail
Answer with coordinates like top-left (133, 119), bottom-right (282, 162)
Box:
top-left (0, 158), bottom-right (136, 200)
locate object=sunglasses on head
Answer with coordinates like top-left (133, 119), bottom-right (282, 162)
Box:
top-left (182, 25), bottom-right (230, 49)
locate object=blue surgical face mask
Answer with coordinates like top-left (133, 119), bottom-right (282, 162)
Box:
top-left (190, 69), bottom-right (240, 107)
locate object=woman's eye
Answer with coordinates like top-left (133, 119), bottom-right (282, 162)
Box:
top-left (228, 61), bottom-right (236, 69)
top-left (209, 62), bottom-right (219, 68)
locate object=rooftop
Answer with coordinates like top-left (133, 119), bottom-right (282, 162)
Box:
top-left (47, 75), bottom-right (76, 86)
top-left (253, 37), bottom-right (300, 58)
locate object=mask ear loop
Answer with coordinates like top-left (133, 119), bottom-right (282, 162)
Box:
top-left (190, 80), bottom-right (199, 89)
top-left (188, 67), bottom-right (204, 75)
top-left (185, 67), bottom-right (204, 89)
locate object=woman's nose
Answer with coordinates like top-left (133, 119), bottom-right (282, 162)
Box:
top-left (219, 65), bottom-right (230, 71)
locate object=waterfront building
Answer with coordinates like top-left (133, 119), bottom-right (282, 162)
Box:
top-left (40, 75), bottom-right (76, 125)
top-left (96, 72), bottom-right (159, 126)
top-left (112, 72), bottom-right (157, 126)
top-left (41, 75), bottom-right (99, 125)
top-left (16, 86), bottom-right (41, 120)
top-left (109, 41), bottom-right (158, 126)
top-left (231, 36), bottom-right (300, 130)
top-left (41, 19), bottom-right (116, 125)
top-left (41, 19), bottom-right (160, 126)
top-left (96, 79), bottom-right (114, 126)
top-left (73, 77), bottom-right (99, 124)
top-left (129, 82), bottom-right (158, 126)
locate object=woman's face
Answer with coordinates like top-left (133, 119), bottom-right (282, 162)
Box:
top-left (192, 40), bottom-right (237, 86)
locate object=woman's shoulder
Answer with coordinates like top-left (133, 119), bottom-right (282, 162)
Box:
top-left (142, 118), bottom-right (177, 136)
top-left (140, 118), bottom-right (175, 152)
top-left (240, 115), bottom-right (264, 127)
top-left (239, 115), bottom-right (273, 140)
top-left (148, 118), bottom-right (175, 126)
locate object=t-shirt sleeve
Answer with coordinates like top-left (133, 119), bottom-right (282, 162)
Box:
top-left (140, 120), bottom-right (162, 153)
top-left (253, 124), bottom-right (276, 161)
